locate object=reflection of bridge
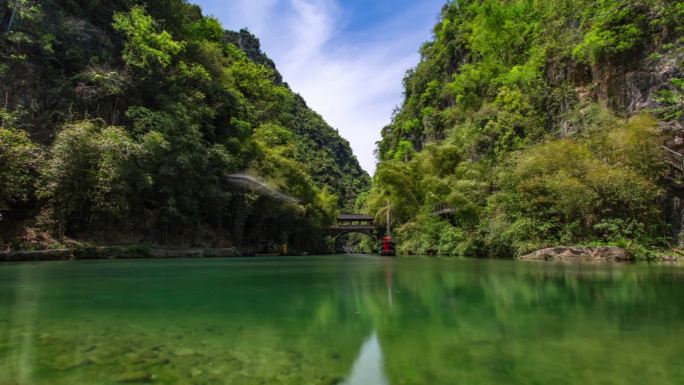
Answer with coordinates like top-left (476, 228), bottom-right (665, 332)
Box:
top-left (327, 214), bottom-right (378, 240)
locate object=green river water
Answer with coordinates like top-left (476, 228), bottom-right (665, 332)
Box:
top-left (0, 255), bottom-right (683, 385)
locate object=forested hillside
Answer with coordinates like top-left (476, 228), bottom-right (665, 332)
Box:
top-left (365, 0), bottom-right (684, 258)
top-left (0, 0), bottom-right (369, 251)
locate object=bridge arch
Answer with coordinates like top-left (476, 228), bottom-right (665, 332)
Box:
top-left (326, 214), bottom-right (379, 241)
top-left (331, 229), bottom-right (378, 242)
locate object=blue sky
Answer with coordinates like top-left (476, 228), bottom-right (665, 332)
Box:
top-left (191, 0), bottom-right (444, 173)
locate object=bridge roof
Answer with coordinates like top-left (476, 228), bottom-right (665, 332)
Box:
top-left (338, 214), bottom-right (374, 221)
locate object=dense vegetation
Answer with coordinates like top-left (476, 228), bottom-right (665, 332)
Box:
top-left (0, 0), bottom-right (369, 251)
top-left (364, 0), bottom-right (684, 258)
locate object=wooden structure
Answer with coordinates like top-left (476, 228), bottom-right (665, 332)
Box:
top-left (327, 214), bottom-right (377, 240)
top-left (432, 202), bottom-right (455, 217)
top-left (662, 146), bottom-right (684, 172)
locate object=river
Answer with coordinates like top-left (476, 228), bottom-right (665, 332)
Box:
top-left (0, 255), bottom-right (683, 384)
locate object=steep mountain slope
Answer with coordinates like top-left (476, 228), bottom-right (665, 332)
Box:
top-left (0, 0), bottom-right (369, 250)
top-left (365, 0), bottom-right (683, 258)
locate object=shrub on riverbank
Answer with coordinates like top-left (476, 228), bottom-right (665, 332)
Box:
top-left (366, 113), bottom-right (668, 258)
top-left (0, 127), bottom-right (43, 211)
top-left (485, 115), bottom-right (666, 257)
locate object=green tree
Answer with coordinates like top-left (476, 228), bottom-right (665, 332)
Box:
top-left (0, 127), bottom-right (41, 209)
top-left (113, 6), bottom-right (184, 70)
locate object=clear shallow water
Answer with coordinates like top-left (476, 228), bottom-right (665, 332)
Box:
top-left (0, 256), bottom-right (683, 385)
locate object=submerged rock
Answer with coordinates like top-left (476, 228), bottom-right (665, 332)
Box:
top-left (115, 371), bottom-right (154, 383)
top-left (173, 348), bottom-right (195, 356)
top-left (519, 246), bottom-right (631, 262)
top-left (65, 358), bottom-right (95, 370)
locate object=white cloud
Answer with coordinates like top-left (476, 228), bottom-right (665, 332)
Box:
top-left (285, 0), bottom-right (338, 61)
top-left (194, 0), bottom-right (441, 174)
top-left (228, 0), bottom-right (279, 37)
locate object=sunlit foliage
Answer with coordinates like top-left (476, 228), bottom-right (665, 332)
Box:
top-left (367, 0), bottom-right (678, 257)
top-left (0, 0), bottom-right (369, 249)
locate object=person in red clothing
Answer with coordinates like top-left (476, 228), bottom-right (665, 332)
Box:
top-left (382, 235), bottom-right (392, 252)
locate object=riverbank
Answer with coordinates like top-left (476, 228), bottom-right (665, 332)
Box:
top-left (2, 244), bottom-right (682, 263)
top-left (0, 245), bottom-right (241, 262)
top-left (518, 246), bottom-right (683, 263)
top-left (0, 221), bottom-right (322, 261)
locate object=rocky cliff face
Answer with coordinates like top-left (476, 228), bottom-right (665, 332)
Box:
top-left (596, 57), bottom-right (677, 113)
top-left (550, 40), bottom-right (683, 134)
top-left (553, 37), bottom-right (684, 245)
top-left (626, 47), bottom-right (684, 245)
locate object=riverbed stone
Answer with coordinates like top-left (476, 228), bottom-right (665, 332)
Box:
top-left (115, 371), bottom-right (154, 383)
top-left (173, 348), bottom-right (195, 356)
top-left (519, 246), bottom-right (632, 262)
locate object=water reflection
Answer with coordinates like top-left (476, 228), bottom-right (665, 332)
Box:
top-left (341, 332), bottom-right (389, 385)
top-left (384, 258), bottom-right (393, 309)
top-left (0, 257), bottom-right (683, 385)
top-left (6, 264), bottom-right (40, 384)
